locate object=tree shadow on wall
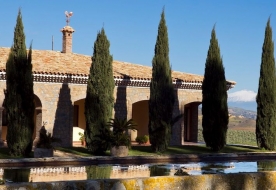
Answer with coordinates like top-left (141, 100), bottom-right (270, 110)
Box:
top-left (114, 74), bottom-right (130, 120)
top-left (170, 80), bottom-right (181, 145)
top-left (53, 83), bottom-right (73, 147)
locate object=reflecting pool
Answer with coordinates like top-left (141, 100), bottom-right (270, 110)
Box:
top-left (1, 160), bottom-right (276, 183)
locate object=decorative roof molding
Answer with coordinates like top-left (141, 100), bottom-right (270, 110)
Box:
top-left (0, 72), bottom-right (235, 90)
top-left (33, 73), bottom-right (87, 84)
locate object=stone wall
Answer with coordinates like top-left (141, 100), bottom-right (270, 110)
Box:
top-left (33, 83), bottom-right (87, 146)
top-left (0, 80), bottom-right (202, 146)
top-left (161, 89), bottom-right (200, 145)
top-left (174, 89), bottom-right (202, 145)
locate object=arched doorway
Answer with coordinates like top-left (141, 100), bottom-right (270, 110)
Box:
top-left (132, 100), bottom-right (149, 141)
top-left (73, 99), bottom-right (85, 145)
top-left (2, 94), bottom-right (42, 144)
top-left (34, 94), bottom-right (43, 141)
top-left (184, 102), bottom-right (201, 142)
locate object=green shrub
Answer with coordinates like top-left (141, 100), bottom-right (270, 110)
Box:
top-left (143, 135), bottom-right (149, 143)
top-left (78, 132), bottom-right (85, 141)
top-left (36, 125), bottom-right (62, 149)
top-left (135, 136), bottom-right (143, 144)
top-left (136, 135), bottom-right (149, 144)
top-left (107, 118), bottom-right (137, 148)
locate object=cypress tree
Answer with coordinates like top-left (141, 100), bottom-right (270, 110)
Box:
top-left (85, 28), bottom-right (114, 154)
top-left (256, 18), bottom-right (276, 150)
top-left (5, 9), bottom-right (35, 156)
top-left (202, 27), bottom-right (228, 151)
top-left (148, 10), bottom-right (175, 152)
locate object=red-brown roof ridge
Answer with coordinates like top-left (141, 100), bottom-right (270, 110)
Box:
top-left (0, 47), bottom-right (236, 84)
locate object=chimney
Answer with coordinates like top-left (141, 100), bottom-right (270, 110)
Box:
top-left (61, 26), bottom-right (74, 53)
top-left (61, 11), bottom-right (74, 53)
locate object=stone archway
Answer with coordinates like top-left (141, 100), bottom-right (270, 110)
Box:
top-left (33, 94), bottom-right (43, 145)
top-left (131, 100), bottom-right (149, 141)
top-left (1, 94), bottom-right (43, 146)
top-left (183, 102), bottom-right (201, 142)
top-left (72, 99), bottom-right (85, 145)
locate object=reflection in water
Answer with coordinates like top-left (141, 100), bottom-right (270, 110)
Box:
top-left (0, 161), bottom-right (276, 182)
top-left (150, 165), bottom-right (170, 176)
top-left (86, 165), bottom-right (112, 179)
top-left (4, 169), bottom-right (30, 183)
top-left (29, 166), bottom-right (86, 182)
top-left (201, 163), bottom-right (234, 175)
top-left (257, 161), bottom-right (276, 171)
top-left (30, 166), bottom-right (86, 182)
top-left (111, 165), bottom-right (150, 179)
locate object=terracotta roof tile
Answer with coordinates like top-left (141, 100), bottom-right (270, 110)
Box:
top-left (0, 47), bottom-right (235, 84)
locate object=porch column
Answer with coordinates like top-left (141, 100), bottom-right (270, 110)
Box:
top-left (180, 102), bottom-right (186, 145)
top-left (127, 98), bottom-right (132, 120)
top-left (0, 107), bottom-right (4, 146)
top-left (127, 98), bottom-right (134, 138)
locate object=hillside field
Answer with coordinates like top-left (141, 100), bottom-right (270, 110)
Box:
top-left (198, 115), bottom-right (255, 132)
top-left (197, 108), bottom-right (257, 146)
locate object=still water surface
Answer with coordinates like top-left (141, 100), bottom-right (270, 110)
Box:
top-left (2, 160), bottom-right (276, 183)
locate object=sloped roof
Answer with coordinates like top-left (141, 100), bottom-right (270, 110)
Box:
top-left (0, 47), bottom-right (236, 85)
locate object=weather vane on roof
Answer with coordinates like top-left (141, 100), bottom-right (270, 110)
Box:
top-left (65, 11), bottom-right (73, 26)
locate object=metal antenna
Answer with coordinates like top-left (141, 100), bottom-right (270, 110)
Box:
top-left (52, 35), bottom-right (54, 50)
top-left (65, 11), bottom-right (73, 26)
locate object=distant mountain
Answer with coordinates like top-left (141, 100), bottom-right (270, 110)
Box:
top-left (198, 106), bottom-right (256, 119)
top-left (228, 101), bottom-right (257, 112)
top-left (227, 90), bottom-right (257, 111)
top-left (228, 107), bottom-right (256, 119)
top-left (198, 106), bottom-right (256, 130)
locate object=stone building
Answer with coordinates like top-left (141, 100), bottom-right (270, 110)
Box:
top-left (0, 24), bottom-right (235, 147)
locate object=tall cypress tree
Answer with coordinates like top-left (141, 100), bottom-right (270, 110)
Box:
top-left (5, 9), bottom-right (35, 156)
top-left (256, 18), bottom-right (276, 150)
top-left (85, 28), bottom-right (114, 154)
top-left (202, 27), bottom-right (228, 151)
top-left (148, 10), bottom-right (175, 152)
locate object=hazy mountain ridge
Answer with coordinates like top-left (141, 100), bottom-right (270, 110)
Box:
top-left (228, 107), bottom-right (256, 119)
top-left (198, 107), bottom-right (256, 131)
top-left (227, 101), bottom-right (257, 112)
top-left (199, 106), bottom-right (256, 120)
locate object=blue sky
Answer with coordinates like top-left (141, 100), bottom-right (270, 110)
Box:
top-left (0, 1), bottom-right (275, 101)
